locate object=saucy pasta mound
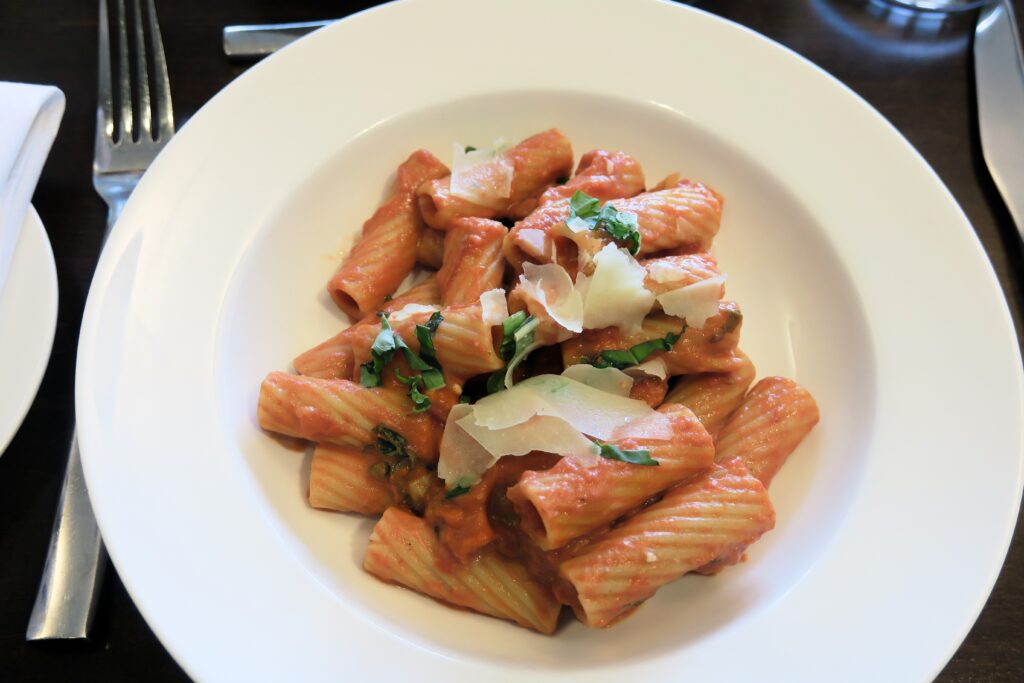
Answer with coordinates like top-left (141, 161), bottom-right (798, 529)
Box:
top-left (257, 129), bottom-right (820, 633)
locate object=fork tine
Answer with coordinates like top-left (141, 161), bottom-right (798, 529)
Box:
top-left (96, 0), bottom-right (114, 142)
top-left (145, 0), bottom-right (174, 139)
top-left (115, 0), bottom-right (133, 141)
top-left (131, 0), bottom-right (152, 139)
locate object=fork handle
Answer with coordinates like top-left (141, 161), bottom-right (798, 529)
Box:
top-left (25, 430), bottom-right (107, 640)
top-left (26, 198), bottom-right (124, 640)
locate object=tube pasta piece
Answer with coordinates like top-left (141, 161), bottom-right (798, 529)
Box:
top-left (417, 129), bottom-right (573, 229)
top-left (508, 404), bottom-right (714, 551)
top-left (609, 181), bottom-right (722, 254)
top-left (662, 351), bottom-right (756, 437)
top-left (293, 277), bottom-right (441, 379)
top-left (714, 377), bottom-right (820, 486)
top-left (558, 457), bottom-right (775, 628)
top-left (503, 182), bottom-right (722, 273)
top-left (309, 444), bottom-right (395, 515)
top-left (427, 453), bottom-right (560, 562)
top-left (327, 149), bottom-right (449, 319)
top-left (539, 149), bottom-right (646, 205)
top-left (504, 197), bottom-right (589, 273)
top-left (416, 227), bottom-right (446, 269)
top-left (437, 217), bottom-right (508, 307)
top-left (561, 304), bottom-right (745, 377)
top-left (363, 507), bottom-right (562, 634)
top-left (348, 301), bottom-right (504, 381)
top-left (257, 372), bottom-right (442, 462)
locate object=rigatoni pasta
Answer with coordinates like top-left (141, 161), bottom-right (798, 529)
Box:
top-left (258, 130), bottom-right (820, 634)
top-left (327, 149), bottom-right (448, 319)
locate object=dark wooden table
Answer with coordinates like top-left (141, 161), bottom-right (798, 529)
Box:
top-left (1, 1), bottom-right (1021, 680)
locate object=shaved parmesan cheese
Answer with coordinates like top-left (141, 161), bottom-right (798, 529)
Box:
top-left (388, 303), bottom-right (440, 322)
top-left (471, 373), bottom-right (661, 440)
top-left (438, 405), bottom-right (599, 487)
top-left (657, 275), bottom-right (726, 329)
top-left (459, 413), bottom-right (598, 459)
top-left (437, 371), bottom-right (679, 486)
top-left (450, 142), bottom-right (513, 210)
top-left (513, 228), bottom-right (555, 263)
top-left (479, 289), bottom-right (509, 325)
top-left (438, 404), bottom-right (496, 487)
top-left (581, 244), bottom-right (654, 334)
top-left (519, 262), bottom-right (583, 333)
top-left (561, 364), bottom-right (633, 396)
top-left (646, 259), bottom-right (691, 284)
top-left (551, 222), bottom-right (604, 274)
top-left (503, 340), bottom-right (540, 391)
top-left (624, 357), bottom-right (668, 380)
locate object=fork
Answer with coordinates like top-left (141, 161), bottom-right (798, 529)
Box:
top-left (25, 0), bottom-right (174, 641)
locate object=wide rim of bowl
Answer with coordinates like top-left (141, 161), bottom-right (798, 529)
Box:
top-left (75, 1), bottom-right (1024, 681)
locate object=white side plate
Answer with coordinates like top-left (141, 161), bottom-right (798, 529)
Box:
top-left (0, 205), bottom-right (58, 455)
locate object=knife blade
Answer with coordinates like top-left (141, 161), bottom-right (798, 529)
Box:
top-left (975, 0), bottom-right (1024, 236)
top-left (223, 19), bottom-right (334, 58)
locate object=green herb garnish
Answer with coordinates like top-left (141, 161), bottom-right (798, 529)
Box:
top-left (488, 313), bottom-right (539, 393)
top-left (374, 425), bottom-right (412, 465)
top-left (586, 324), bottom-right (686, 371)
top-left (708, 309), bottom-right (742, 344)
top-left (597, 442), bottom-right (659, 466)
top-left (445, 484), bottom-right (472, 499)
top-left (395, 368), bottom-right (431, 413)
top-left (359, 312), bottom-right (446, 410)
top-left (565, 190), bottom-right (641, 255)
top-left (464, 145), bottom-right (477, 153)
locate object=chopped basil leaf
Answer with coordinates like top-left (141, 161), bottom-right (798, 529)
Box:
top-left (597, 442), bottom-right (659, 466)
top-left (498, 310), bottom-right (528, 361)
top-left (565, 190), bottom-right (641, 255)
top-left (588, 324), bottom-right (686, 371)
top-left (709, 309), bottom-right (743, 343)
top-left (360, 312), bottom-right (446, 410)
top-left (487, 312), bottom-right (540, 394)
top-left (555, 175), bottom-right (570, 185)
top-left (413, 312), bottom-right (445, 391)
top-left (458, 394), bottom-right (472, 404)
top-left (395, 368), bottom-right (431, 413)
top-left (446, 484), bottom-right (472, 498)
top-left (464, 145), bottom-right (477, 153)
top-left (415, 311), bottom-right (443, 364)
top-left (485, 369), bottom-right (506, 395)
top-left (359, 314), bottom-right (400, 387)
top-left (374, 425), bottom-right (410, 462)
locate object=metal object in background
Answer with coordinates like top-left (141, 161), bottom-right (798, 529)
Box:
top-left (975, 0), bottom-right (1024, 239)
top-left (26, 0), bottom-right (175, 640)
top-left (223, 19), bottom-right (333, 58)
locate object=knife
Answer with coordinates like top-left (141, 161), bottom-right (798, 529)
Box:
top-left (975, 0), bottom-right (1024, 236)
top-left (223, 19), bottom-right (333, 58)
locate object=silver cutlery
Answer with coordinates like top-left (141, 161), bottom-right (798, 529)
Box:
top-left (26, 0), bottom-right (175, 641)
top-left (223, 19), bottom-right (333, 58)
top-left (974, 0), bottom-right (1024, 237)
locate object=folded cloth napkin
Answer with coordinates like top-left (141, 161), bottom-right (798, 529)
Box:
top-left (0, 82), bottom-right (65, 297)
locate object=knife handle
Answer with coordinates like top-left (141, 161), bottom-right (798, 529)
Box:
top-left (223, 20), bottom-right (334, 58)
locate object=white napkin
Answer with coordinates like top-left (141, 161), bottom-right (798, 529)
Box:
top-left (0, 82), bottom-right (65, 297)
